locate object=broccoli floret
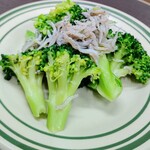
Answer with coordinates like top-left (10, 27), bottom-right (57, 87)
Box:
top-left (88, 54), bottom-right (123, 101)
top-left (41, 44), bottom-right (100, 132)
top-left (108, 31), bottom-right (150, 84)
top-left (68, 4), bottom-right (86, 24)
top-left (0, 55), bottom-right (15, 80)
top-left (132, 55), bottom-right (150, 83)
top-left (34, 0), bottom-right (86, 35)
top-left (0, 50), bottom-right (46, 117)
top-left (48, 0), bottom-right (75, 21)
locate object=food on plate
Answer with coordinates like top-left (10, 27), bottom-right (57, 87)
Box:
top-left (108, 30), bottom-right (150, 84)
top-left (0, 0), bottom-right (150, 132)
top-left (0, 50), bottom-right (46, 117)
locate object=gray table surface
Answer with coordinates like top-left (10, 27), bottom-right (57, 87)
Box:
top-left (0, 0), bottom-right (150, 27)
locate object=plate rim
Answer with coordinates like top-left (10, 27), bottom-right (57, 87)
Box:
top-left (0, 0), bottom-right (150, 149)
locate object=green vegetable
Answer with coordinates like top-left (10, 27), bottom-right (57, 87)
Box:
top-left (25, 30), bottom-right (35, 40)
top-left (0, 50), bottom-right (46, 117)
top-left (48, 0), bottom-right (75, 21)
top-left (108, 30), bottom-right (150, 84)
top-left (1, 0), bottom-right (149, 133)
top-left (68, 4), bottom-right (87, 24)
top-left (88, 54), bottom-right (122, 101)
top-left (34, 0), bottom-right (86, 35)
top-left (41, 44), bottom-right (100, 132)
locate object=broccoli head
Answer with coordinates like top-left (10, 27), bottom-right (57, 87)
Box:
top-left (34, 0), bottom-right (86, 35)
top-left (108, 30), bottom-right (150, 84)
top-left (0, 50), bottom-right (46, 117)
top-left (41, 44), bottom-right (100, 132)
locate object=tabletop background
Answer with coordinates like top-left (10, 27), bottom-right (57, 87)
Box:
top-left (0, 0), bottom-right (150, 27)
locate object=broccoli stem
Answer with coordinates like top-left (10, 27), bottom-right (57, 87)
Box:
top-left (22, 80), bottom-right (46, 117)
top-left (46, 66), bottom-right (95, 132)
top-left (14, 67), bottom-right (46, 117)
top-left (46, 71), bottom-right (72, 132)
top-left (110, 45), bottom-right (132, 78)
top-left (47, 102), bottom-right (71, 132)
top-left (91, 54), bottom-right (122, 101)
top-left (44, 49), bottom-right (100, 132)
top-left (46, 76), bottom-right (82, 132)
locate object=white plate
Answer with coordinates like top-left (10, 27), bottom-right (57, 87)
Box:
top-left (0, 0), bottom-right (150, 150)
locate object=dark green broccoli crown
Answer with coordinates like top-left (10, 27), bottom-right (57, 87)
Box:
top-left (118, 33), bottom-right (150, 83)
top-left (34, 4), bottom-right (87, 35)
top-left (40, 44), bottom-right (98, 86)
top-left (0, 49), bottom-right (44, 80)
top-left (68, 4), bottom-right (87, 24)
top-left (0, 54), bottom-right (13, 67)
top-left (107, 29), bottom-right (115, 38)
top-left (0, 54), bottom-right (17, 80)
top-left (132, 55), bottom-right (150, 84)
top-left (116, 32), bottom-right (147, 60)
top-left (41, 44), bottom-right (95, 69)
top-left (109, 31), bottom-right (150, 84)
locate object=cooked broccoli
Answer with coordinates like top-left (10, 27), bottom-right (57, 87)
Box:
top-left (34, 0), bottom-right (86, 35)
top-left (68, 4), bottom-right (87, 24)
top-left (108, 30), bottom-right (150, 84)
top-left (41, 44), bottom-right (100, 132)
top-left (88, 54), bottom-right (123, 101)
top-left (1, 0), bottom-right (149, 134)
top-left (0, 50), bottom-right (46, 117)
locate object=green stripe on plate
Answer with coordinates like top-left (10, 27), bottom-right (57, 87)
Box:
top-left (0, 1), bottom-right (60, 22)
top-left (0, 1), bottom-right (150, 139)
top-left (103, 7), bottom-right (150, 39)
top-left (2, 10), bottom-right (149, 44)
top-left (0, 1), bottom-right (150, 41)
top-left (117, 130), bottom-right (150, 150)
top-left (0, 1), bottom-right (150, 149)
top-left (0, 18), bottom-right (35, 42)
top-left (0, 121), bottom-right (72, 150)
top-left (0, 6), bottom-right (54, 27)
top-left (1, 120), bottom-right (149, 150)
top-left (1, 94), bottom-right (149, 139)
top-left (0, 128), bottom-right (37, 150)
